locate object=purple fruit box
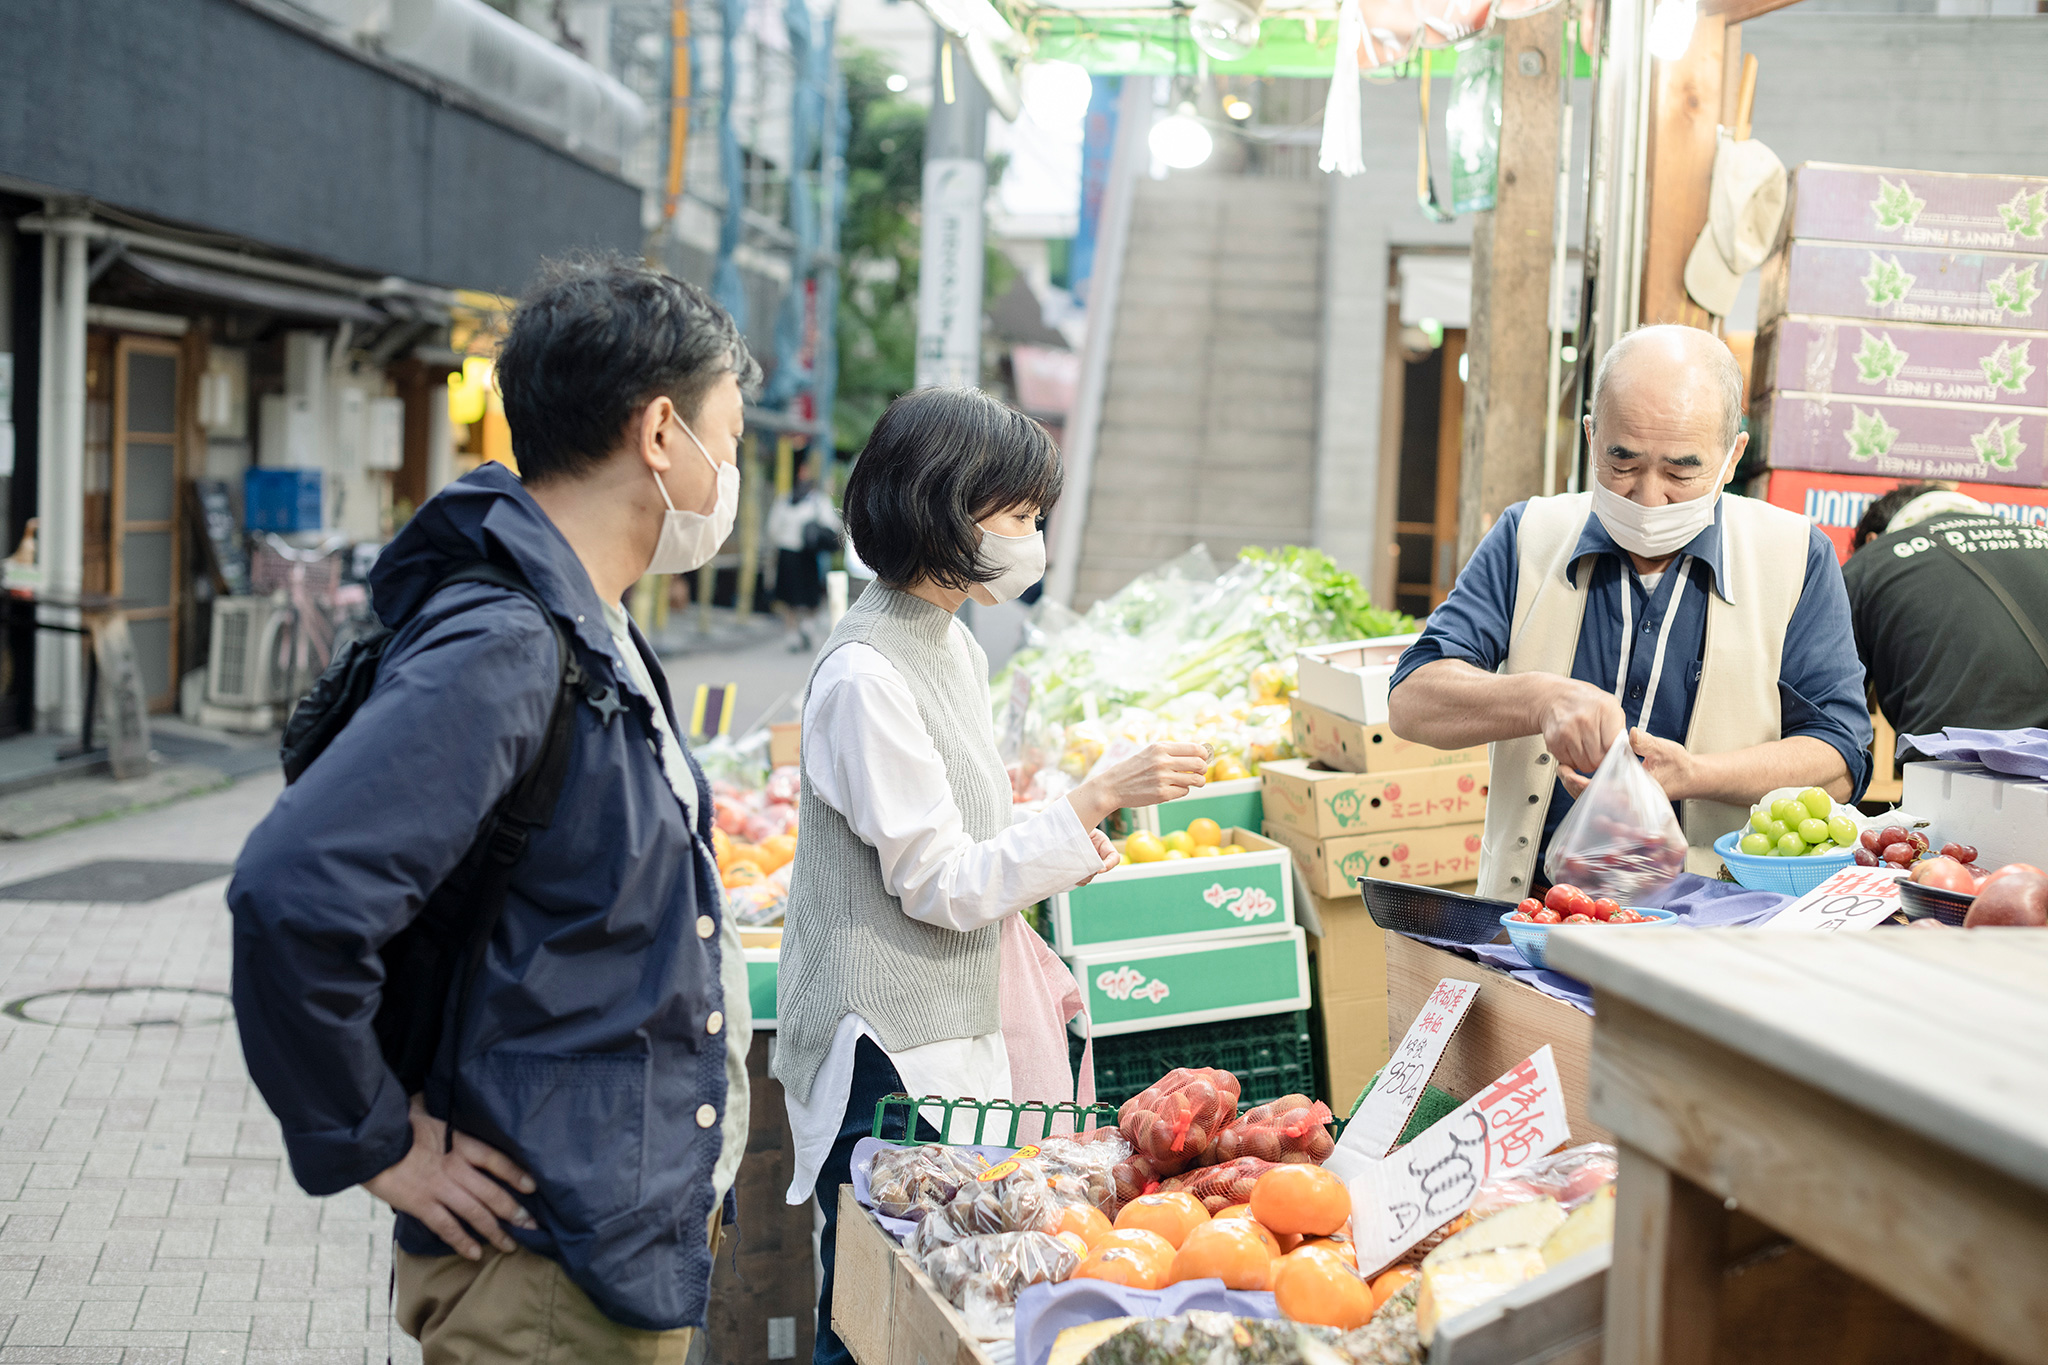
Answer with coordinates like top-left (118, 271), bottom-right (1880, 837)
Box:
top-left (1788, 163), bottom-right (2048, 256)
top-left (1754, 391), bottom-right (2048, 489)
top-left (1756, 317), bottom-right (2048, 410)
top-left (1759, 241), bottom-right (2048, 333)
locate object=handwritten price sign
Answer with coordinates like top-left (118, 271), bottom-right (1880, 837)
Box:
top-left (1762, 866), bottom-right (1906, 933)
top-left (1339, 978), bottom-right (1479, 1160)
top-left (1343, 1046), bottom-right (1571, 1276)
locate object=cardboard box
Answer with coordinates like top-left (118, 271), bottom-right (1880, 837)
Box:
top-left (1752, 390), bottom-right (2048, 489)
top-left (1900, 761), bottom-right (2048, 870)
top-left (1260, 757), bottom-right (1489, 839)
top-left (1755, 317), bottom-right (2048, 409)
top-left (1053, 826), bottom-right (1293, 956)
top-left (1749, 468), bottom-right (2048, 564)
top-left (1125, 777), bottom-right (1264, 837)
top-left (1787, 162), bottom-right (2048, 257)
top-left (1068, 927), bottom-right (1312, 1037)
top-left (1289, 696), bottom-right (1485, 774)
top-left (767, 722), bottom-right (801, 769)
top-left (1263, 819), bottom-right (1486, 899)
top-left (1304, 889), bottom-right (1392, 1114)
top-left (1295, 635), bottom-right (1422, 725)
top-left (1760, 240), bottom-right (2048, 333)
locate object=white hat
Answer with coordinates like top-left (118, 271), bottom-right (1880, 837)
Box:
top-left (1684, 131), bottom-right (1788, 318)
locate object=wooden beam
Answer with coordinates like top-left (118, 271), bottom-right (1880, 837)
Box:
top-left (1637, 15), bottom-right (1728, 328)
top-left (1705, 0), bottom-right (1805, 25)
top-left (1457, 7), bottom-right (1567, 562)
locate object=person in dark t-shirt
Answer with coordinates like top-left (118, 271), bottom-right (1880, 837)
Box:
top-left (1843, 483), bottom-right (2048, 760)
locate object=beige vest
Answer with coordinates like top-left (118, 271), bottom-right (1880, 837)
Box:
top-left (1476, 492), bottom-right (1813, 900)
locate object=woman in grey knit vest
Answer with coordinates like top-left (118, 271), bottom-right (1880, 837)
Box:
top-left (773, 388), bottom-right (1207, 1365)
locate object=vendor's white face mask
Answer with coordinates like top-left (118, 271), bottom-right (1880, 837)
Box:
top-left (967, 526), bottom-right (1046, 606)
top-left (1592, 440), bottom-right (1739, 559)
top-left (648, 418), bottom-right (739, 575)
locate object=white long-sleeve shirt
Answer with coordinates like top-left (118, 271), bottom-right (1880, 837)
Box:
top-left (782, 637), bottom-right (1103, 1202)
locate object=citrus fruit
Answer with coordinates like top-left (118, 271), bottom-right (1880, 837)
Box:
top-left (1125, 832), bottom-right (1168, 864)
top-left (1369, 1266), bottom-right (1417, 1311)
top-left (756, 833), bottom-right (797, 872)
top-left (1192, 846), bottom-right (1221, 858)
top-left (1186, 818), bottom-right (1225, 848)
top-left (722, 862), bottom-right (764, 888)
top-left (1220, 843), bottom-right (1247, 856)
top-left (1055, 1231), bottom-right (1090, 1259)
top-left (1165, 849), bottom-right (1189, 859)
top-left (1297, 1231), bottom-right (1357, 1268)
top-left (1162, 830), bottom-right (1195, 855)
top-left (1272, 1245), bottom-right (1373, 1328)
top-left (1085, 1228), bottom-right (1177, 1286)
top-left (1207, 755), bottom-right (1249, 782)
top-left (1053, 1202), bottom-right (1113, 1250)
top-left (1209, 1210), bottom-right (1283, 1259)
top-left (712, 827), bottom-right (736, 869)
top-left (1249, 1165), bottom-right (1351, 1236)
top-left (1114, 1192), bottom-right (1210, 1248)
top-left (1169, 1219), bottom-right (1274, 1290)
top-left (1075, 1241), bottom-right (1168, 1290)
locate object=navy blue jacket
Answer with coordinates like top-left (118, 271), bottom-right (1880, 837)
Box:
top-left (229, 463), bottom-right (730, 1332)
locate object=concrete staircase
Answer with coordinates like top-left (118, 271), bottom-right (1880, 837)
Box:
top-left (1071, 177), bottom-right (1326, 607)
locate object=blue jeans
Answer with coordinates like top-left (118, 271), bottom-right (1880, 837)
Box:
top-left (812, 1038), bottom-right (936, 1365)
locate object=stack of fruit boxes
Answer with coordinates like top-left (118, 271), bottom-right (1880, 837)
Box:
top-left (1752, 164), bottom-right (2048, 529)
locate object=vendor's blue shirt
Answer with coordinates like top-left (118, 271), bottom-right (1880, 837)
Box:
top-left (1390, 497), bottom-right (1873, 865)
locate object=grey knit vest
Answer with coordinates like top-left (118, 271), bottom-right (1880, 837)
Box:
top-left (772, 586), bottom-right (1014, 1104)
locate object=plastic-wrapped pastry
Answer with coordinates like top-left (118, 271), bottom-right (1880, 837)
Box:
top-left (861, 1144), bottom-right (988, 1222)
top-left (920, 1231), bottom-right (1079, 1340)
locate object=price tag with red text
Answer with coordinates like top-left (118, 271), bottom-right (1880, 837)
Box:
top-left (1346, 1045), bottom-right (1572, 1276)
top-left (1761, 866), bottom-right (1905, 933)
top-left (1341, 978), bottom-right (1479, 1160)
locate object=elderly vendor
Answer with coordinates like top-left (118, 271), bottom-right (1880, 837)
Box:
top-left (1388, 325), bottom-right (1872, 899)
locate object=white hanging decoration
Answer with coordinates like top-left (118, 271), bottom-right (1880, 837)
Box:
top-left (1319, 0), bottom-right (1368, 176)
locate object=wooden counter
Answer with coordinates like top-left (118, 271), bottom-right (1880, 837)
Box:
top-left (832, 1185), bottom-right (997, 1365)
top-left (1549, 928), bottom-right (2048, 1365)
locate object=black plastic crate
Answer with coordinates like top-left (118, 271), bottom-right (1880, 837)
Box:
top-left (1074, 1009), bottom-right (1317, 1111)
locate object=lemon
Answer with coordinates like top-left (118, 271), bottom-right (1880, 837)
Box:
top-left (1220, 843), bottom-right (1247, 857)
top-left (1165, 849), bottom-right (1189, 859)
top-left (1125, 832), bottom-right (1168, 863)
top-left (1192, 846), bottom-right (1221, 858)
top-left (1162, 830), bottom-right (1195, 855)
top-left (1186, 818), bottom-right (1225, 848)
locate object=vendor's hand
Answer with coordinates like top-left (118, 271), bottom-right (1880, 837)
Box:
top-left (1074, 828), bottom-right (1121, 886)
top-left (1068, 742), bottom-right (1208, 829)
top-left (363, 1095), bottom-right (538, 1260)
top-left (1539, 678), bottom-right (1626, 778)
top-left (1558, 727), bottom-right (1697, 801)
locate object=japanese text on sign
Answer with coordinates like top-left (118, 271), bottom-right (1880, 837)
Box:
top-left (1338, 978), bottom-right (1478, 1160)
top-left (1762, 866), bottom-right (1905, 933)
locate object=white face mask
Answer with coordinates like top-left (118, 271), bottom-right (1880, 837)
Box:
top-left (1591, 440), bottom-right (1738, 559)
top-left (647, 418), bottom-right (739, 575)
top-left (966, 526), bottom-right (1046, 606)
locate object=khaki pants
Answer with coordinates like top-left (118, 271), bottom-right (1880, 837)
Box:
top-left (396, 1242), bottom-right (705, 1365)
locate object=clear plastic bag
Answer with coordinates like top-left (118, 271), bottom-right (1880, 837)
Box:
top-left (907, 1165), bottom-right (1061, 1259)
top-left (1467, 1143), bottom-right (1617, 1218)
top-left (1543, 732), bottom-right (1688, 902)
top-left (1158, 1156), bottom-right (1282, 1213)
top-left (862, 1144), bottom-right (988, 1222)
top-left (1117, 1068), bottom-right (1242, 1177)
top-left (919, 1231), bottom-right (1080, 1340)
top-left (1213, 1094), bottom-right (1336, 1165)
top-left (1034, 1130), bottom-right (1133, 1216)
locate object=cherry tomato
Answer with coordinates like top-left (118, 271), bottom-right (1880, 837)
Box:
top-left (1562, 912), bottom-right (1596, 924)
top-left (1508, 910), bottom-right (1535, 922)
top-left (1589, 897), bottom-right (1621, 922)
top-left (1543, 885), bottom-right (1577, 914)
top-left (1517, 898), bottom-right (1544, 918)
top-left (1532, 907), bottom-right (1562, 925)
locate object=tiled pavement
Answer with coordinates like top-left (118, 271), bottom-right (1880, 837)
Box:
top-left (0, 772), bottom-right (423, 1365)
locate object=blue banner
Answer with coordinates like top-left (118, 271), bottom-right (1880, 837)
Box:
top-left (1070, 75), bottom-right (1120, 306)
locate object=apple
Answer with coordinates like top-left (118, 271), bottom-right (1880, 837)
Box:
top-left (1963, 870), bottom-right (2048, 928)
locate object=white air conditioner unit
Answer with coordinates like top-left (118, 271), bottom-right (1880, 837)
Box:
top-left (201, 595), bottom-right (292, 730)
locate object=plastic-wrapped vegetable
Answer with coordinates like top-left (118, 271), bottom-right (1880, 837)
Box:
top-left (1119, 1068), bottom-right (1242, 1177)
top-left (1159, 1156), bottom-right (1282, 1213)
top-left (919, 1231), bottom-right (1079, 1341)
top-left (861, 1144), bottom-right (988, 1222)
top-left (1035, 1130), bottom-right (1134, 1217)
top-left (1214, 1095), bottom-right (1336, 1166)
top-left (908, 1165), bottom-right (1061, 1259)
top-left (1467, 1143), bottom-right (1616, 1219)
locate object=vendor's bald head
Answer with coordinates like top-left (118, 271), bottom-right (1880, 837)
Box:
top-left (1585, 325), bottom-right (1746, 499)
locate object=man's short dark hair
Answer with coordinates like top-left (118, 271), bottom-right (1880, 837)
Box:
top-left (843, 387), bottom-right (1062, 590)
top-left (1851, 481), bottom-right (1946, 553)
top-left (496, 252), bottom-right (761, 483)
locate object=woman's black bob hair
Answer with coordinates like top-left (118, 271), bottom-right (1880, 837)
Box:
top-left (844, 387), bottom-right (1063, 590)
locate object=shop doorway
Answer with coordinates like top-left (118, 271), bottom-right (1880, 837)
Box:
top-left (84, 334), bottom-right (184, 713)
top-left (1391, 327), bottom-right (1466, 621)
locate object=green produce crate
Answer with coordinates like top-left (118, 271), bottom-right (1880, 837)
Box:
top-left (868, 1094), bottom-right (1119, 1146)
top-left (1075, 1008), bottom-right (1317, 1110)
top-left (1125, 778), bottom-right (1266, 836)
top-left (1054, 827), bottom-right (1293, 956)
top-left (1067, 926), bottom-right (1310, 1035)
top-left (745, 948), bottom-right (777, 1030)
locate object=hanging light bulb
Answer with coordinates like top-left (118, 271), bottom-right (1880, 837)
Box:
top-left (1189, 0), bottom-right (1261, 62)
top-left (1149, 103), bottom-right (1214, 170)
top-left (1645, 0), bottom-right (1698, 61)
top-left (1223, 94), bottom-right (1253, 121)
top-left (1019, 60), bottom-right (1094, 127)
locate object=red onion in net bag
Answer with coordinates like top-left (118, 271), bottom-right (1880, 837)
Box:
top-left (1159, 1156), bottom-right (1282, 1213)
top-left (1213, 1094), bottom-right (1336, 1165)
top-left (1116, 1068), bottom-right (1242, 1177)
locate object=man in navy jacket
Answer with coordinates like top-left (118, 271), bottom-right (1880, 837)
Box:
top-left (230, 256), bottom-right (756, 1361)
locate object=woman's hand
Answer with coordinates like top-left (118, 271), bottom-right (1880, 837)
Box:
top-left (1067, 742), bottom-right (1209, 829)
top-left (1073, 828), bottom-right (1121, 886)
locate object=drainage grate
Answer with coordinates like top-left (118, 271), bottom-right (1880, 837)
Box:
top-left (0, 860), bottom-right (234, 902)
top-left (4, 987), bottom-right (235, 1029)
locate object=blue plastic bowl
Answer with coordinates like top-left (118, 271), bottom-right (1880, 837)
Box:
top-left (1500, 906), bottom-right (1677, 972)
top-left (1714, 830), bottom-right (1858, 895)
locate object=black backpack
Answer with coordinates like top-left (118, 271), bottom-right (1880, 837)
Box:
top-left (279, 562), bottom-right (589, 1097)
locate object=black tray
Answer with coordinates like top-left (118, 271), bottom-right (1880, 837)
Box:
top-left (1898, 879), bottom-right (1974, 927)
top-left (1360, 877), bottom-right (1516, 945)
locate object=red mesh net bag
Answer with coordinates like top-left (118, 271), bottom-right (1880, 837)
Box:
top-left (1108, 1151), bottom-right (1171, 1210)
top-left (1213, 1094), bottom-right (1336, 1165)
top-left (1159, 1156), bottom-right (1282, 1213)
top-left (1116, 1068), bottom-right (1242, 1177)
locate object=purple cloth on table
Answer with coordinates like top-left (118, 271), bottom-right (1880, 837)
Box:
top-left (1015, 1281), bottom-right (1280, 1365)
top-left (1403, 874), bottom-right (1793, 1011)
top-left (1900, 727), bottom-right (2048, 778)
top-left (849, 1136), bottom-right (1019, 1241)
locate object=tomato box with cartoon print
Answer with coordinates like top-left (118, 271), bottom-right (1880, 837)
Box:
top-left (1050, 826), bottom-right (1295, 956)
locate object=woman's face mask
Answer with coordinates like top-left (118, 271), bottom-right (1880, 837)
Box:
top-left (966, 511), bottom-right (1046, 606)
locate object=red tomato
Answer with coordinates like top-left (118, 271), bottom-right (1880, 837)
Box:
top-left (1517, 898), bottom-right (1544, 917)
top-left (1910, 856), bottom-right (1977, 894)
top-left (1543, 885), bottom-right (1576, 914)
top-left (1508, 910), bottom-right (1535, 922)
top-left (1562, 913), bottom-right (1595, 924)
top-left (1532, 907), bottom-right (1562, 925)
top-left (1564, 888), bottom-right (1595, 919)
top-left (1589, 898), bottom-right (1621, 922)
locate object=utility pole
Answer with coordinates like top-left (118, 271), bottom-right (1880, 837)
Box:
top-left (914, 28), bottom-right (990, 390)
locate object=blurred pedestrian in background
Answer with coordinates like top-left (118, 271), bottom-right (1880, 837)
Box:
top-left (768, 452), bottom-right (842, 650)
